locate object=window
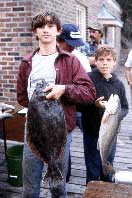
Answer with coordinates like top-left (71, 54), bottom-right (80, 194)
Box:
top-left (105, 26), bottom-right (115, 47)
top-left (76, 4), bottom-right (86, 41)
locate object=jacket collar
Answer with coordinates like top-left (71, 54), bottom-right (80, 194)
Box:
top-left (22, 45), bottom-right (71, 63)
top-left (93, 68), bottom-right (117, 83)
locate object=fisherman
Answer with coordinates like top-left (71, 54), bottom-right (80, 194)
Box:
top-left (81, 46), bottom-right (128, 184)
top-left (79, 22), bottom-right (106, 70)
top-left (17, 11), bottom-right (96, 198)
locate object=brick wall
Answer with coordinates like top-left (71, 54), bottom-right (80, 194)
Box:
top-left (32, 0), bottom-right (76, 24)
top-left (86, 0), bottom-right (101, 26)
top-left (0, 0), bottom-right (32, 102)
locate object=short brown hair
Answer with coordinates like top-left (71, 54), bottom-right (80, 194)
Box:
top-left (31, 11), bottom-right (61, 31)
top-left (95, 45), bottom-right (116, 61)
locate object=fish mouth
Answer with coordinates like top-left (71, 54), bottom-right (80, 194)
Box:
top-left (103, 161), bottom-right (115, 176)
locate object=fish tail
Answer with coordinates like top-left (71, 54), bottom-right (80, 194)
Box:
top-left (42, 163), bottom-right (64, 188)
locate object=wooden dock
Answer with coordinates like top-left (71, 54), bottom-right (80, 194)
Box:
top-left (0, 70), bottom-right (132, 197)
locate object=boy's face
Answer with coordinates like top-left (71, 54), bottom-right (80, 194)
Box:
top-left (34, 17), bottom-right (61, 44)
top-left (95, 54), bottom-right (116, 76)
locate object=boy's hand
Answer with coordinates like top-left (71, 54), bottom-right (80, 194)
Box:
top-left (95, 96), bottom-right (107, 109)
top-left (44, 84), bottom-right (65, 100)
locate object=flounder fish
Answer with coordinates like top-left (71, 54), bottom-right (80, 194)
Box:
top-left (27, 80), bottom-right (67, 188)
top-left (98, 94), bottom-right (121, 177)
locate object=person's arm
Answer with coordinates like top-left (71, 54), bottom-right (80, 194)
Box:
top-left (17, 61), bottom-right (29, 107)
top-left (119, 81), bottom-right (129, 119)
top-left (125, 50), bottom-right (132, 85)
top-left (125, 67), bottom-right (132, 86)
top-left (45, 56), bottom-right (96, 104)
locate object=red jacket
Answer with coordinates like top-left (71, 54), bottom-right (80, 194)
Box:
top-left (17, 46), bottom-right (96, 131)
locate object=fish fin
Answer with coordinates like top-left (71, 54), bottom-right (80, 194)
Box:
top-left (42, 165), bottom-right (64, 188)
top-left (102, 111), bottom-right (110, 123)
top-left (103, 161), bottom-right (115, 176)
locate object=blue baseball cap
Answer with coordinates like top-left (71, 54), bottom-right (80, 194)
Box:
top-left (58, 24), bottom-right (84, 47)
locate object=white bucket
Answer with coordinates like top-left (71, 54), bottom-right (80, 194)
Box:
top-left (115, 171), bottom-right (132, 184)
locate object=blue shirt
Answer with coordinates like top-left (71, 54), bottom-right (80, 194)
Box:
top-left (79, 41), bottom-right (98, 57)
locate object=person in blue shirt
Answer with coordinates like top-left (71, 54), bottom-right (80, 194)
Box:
top-left (80, 22), bottom-right (105, 70)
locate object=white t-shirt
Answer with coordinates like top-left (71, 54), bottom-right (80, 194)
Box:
top-left (72, 49), bottom-right (91, 72)
top-left (27, 52), bottom-right (58, 100)
top-left (125, 50), bottom-right (132, 68)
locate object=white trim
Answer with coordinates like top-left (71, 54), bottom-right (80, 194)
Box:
top-left (99, 19), bottom-right (123, 28)
top-left (111, 26), bottom-right (115, 47)
top-left (76, 4), bottom-right (86, 41)
top-left (108, 0), bottom-right (121, 12)
top-left (0, 139), bottom-right (23, 145)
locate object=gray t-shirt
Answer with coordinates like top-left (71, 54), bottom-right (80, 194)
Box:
top-left (27, 52), bottom-right (58, 100)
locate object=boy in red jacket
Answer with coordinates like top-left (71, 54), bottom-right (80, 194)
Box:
top-left (17, 11), bottom-right (96, 197)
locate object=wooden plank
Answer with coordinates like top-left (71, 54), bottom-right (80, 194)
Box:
top-left (116, 147), bottom-right (132, 153)
top-left (71, 146), bottom-right (84, 152)
top-left (69, 176), bottom-right (86, 185)
top-left (71, 156), bottom-right (85, 165)
top-left (67, 183), bottom-right (85, 194)
top-left (71, 164), bottom-right (86, 171)
top-left (71, 151), bottom-right (84, 158)
top-left (114, 157), bottom-right (132, 164)
top-left (0, 182), bottom-right (22, 193)
top-left (71, 169), bottom-right (86, 178)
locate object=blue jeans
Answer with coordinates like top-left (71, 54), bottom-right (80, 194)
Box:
top-left (76, 112), bottom-right (83, 132)
top-left (22, 126), bottom-right (72, 198)
top-left (83, 132), bottom-right (101, 184)
top-left (83, 131), bottom-right (116, 184)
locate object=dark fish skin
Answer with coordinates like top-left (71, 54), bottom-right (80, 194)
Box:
top-left (27, 80), bottom-right (67, 188)
top-left (98, 94), bottom-right (121, 177)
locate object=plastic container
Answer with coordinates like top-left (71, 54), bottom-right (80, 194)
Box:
top-left (115, 171), bottom-right (132, 184)
top-left (6, 144), bottom-right (23, 187)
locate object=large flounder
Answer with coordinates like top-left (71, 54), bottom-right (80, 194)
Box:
top-left (27, 80), bottom-right (67, 187)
